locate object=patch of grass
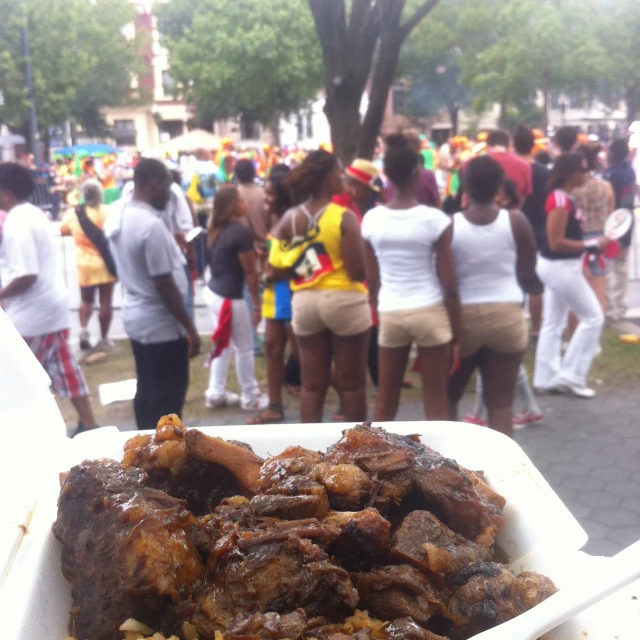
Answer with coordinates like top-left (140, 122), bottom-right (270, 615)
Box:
top-left (56, 327), bottom-right (639, 427)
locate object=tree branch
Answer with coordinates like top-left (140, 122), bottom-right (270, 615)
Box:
top-left (400, 0), bottom-right (442, 39)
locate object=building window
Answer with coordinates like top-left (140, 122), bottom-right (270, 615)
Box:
top-left (391, 85), bottom-right (407, 115)
top-left (162, 71), bottom-right (175, 97)
top-left (112, 119), bottom-right (136, 146)
top-left (160, 120), bottom-right (184, 139)
top-left (240, 115), bottom-right (259, 140)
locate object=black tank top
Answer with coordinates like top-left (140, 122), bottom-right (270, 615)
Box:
top-left (540, 190), bottom-right (584, 260)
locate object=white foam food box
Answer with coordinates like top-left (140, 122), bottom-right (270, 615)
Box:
top-left (1, 421), bottom-right (639, 640)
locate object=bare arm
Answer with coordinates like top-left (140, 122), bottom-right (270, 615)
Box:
top-left (340, 210), bottom-right (366, 282)
top-left (364, 241), bottom-right (380, 307)
top-left (605, 181), bottom-right (615, 215)
top-left (435, 225), bottom-right (462, 343)
top-left (0, 275), bottom-right (37, 300)
top-left (154, 274), bottom-right (200, 356)
top-left (510, 210), bottom-right (543, 295)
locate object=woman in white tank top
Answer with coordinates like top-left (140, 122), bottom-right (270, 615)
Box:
top-left (363, 134), bottom-right (461, 421)
top-left (448, 156), bottom-right (540, 437)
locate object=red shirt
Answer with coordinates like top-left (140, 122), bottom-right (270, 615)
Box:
top-left (488, 151), bottom-right (532, 201)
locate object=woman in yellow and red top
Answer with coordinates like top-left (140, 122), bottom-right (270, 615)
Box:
top-left (269, 150), bottom-right (371, 422)
top-left (60, 179), bottom-right (116, 350)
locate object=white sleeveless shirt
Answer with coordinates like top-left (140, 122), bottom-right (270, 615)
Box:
top-left (451, 209), bottom-right (523, 306)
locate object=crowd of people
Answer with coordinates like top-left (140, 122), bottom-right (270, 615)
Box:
top-left (0, 123), bottom-right (636, 438)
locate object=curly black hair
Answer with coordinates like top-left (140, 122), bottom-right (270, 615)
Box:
top-left (286, 149), bottom-right (338, 204)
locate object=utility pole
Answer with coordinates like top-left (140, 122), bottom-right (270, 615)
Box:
top-left (21, 0), bottom-right (40, 163)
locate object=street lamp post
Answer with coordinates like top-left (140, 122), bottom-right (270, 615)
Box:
top-left (21, 0), bottom-right (40, 163)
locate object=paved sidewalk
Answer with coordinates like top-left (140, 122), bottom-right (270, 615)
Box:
top-left (166, 391), bottom-right (640, 558)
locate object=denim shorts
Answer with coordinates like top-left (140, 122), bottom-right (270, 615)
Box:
top-left (584, 232), bottom-right (610, 276)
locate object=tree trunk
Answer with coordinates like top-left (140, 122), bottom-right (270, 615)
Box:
top-left (324, 84), bottom-right (362, 163)
top-left (541, 65), bottom-right (550, 131)
top-left (270, 112), bottom-right (282, 148)
top-left (448, 103), bottom-right (459, 136)
top-left (41, 129), bottom-right (50, 162)
top-left (309, 0), bottom-right (441, 163)
top-left (358, 35), bottom-right (402, 159)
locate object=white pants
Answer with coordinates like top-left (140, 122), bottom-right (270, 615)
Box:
top-left (534, 256), bottom-right (604, 388)
top-left (203, 287), bottom-right (260, 404)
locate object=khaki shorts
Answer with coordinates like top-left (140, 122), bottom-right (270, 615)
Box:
top-left (460, 303), bottom-right (528, 358)
top-left (379, 302), bottom-right (452, 348)
top-left (292, 289), bottom-right (372, 337)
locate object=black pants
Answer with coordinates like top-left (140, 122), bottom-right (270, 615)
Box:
top-left (130, 338), bottom-right (189, 430)
top-left (368, 325), bottom-right (379, 387)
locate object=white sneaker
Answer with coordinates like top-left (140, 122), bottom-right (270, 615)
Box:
top-left (241, 393), bottom-right (269, 411)
top-left (95, 338), bottom-right (115, 351)
top-left (205, 391), bottom-right (241, 409)
top-left (556, 381), bottom-right (596, 399)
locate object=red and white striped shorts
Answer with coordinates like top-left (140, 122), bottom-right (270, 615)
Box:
top-left (23, 329), bottom-right (89, 399)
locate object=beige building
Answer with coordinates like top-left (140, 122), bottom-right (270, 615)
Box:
top-left (102, 0), bottom-right (194, 151)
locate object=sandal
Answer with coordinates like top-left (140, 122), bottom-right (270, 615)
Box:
top-left (246, 403), bottom-right (285, 425)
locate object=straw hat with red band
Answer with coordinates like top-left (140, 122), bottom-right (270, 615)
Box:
top-left (345, 159), bottom-right (380, 192)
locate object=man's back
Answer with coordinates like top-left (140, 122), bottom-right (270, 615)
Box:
top-left (107, 200), bottom-right (188, 343)
top-left (604, 161), bottom-right (636, 248)
top-left (489, 150), bottom-right (533, 202)
top-left (238, 182), bottom-right (267, 245)
top-left (521, 162), bottom-right (551, 248)
top-left (0, 202), bottom-right (67, 336)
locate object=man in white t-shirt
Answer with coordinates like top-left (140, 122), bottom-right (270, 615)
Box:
top-left (0, 163), bottom-right (97, 435)
top-left (106, 159), bottom-right (201, 429)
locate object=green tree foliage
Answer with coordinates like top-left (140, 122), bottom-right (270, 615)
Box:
top-left (402, 0), bottom-right (608, 129)
top-left (399, 1), bottom-right (475, 134)
top-left (599, 0), bottom-right (640, 123)
top-left (0, 0), bottom-right (140, 139)
top-left (156, 0), bottom-right (323, 131)
top-left (460, 0), bottom-right (606, 127)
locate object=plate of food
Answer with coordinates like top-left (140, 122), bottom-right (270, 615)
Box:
top-left (1, 418), bottom-right (637, 640)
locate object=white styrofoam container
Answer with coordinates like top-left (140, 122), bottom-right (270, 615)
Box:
top-left (0, 308), bottom-right (67, 586)
top-left (1, 422), bottom-right (639, 640)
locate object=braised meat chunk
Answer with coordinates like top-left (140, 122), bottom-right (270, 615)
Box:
top-left (123, 416), bottom-right (257, 514)
top-left (325, 425), bottom-right (505, 546)
top-left (446, 562), bottom-right (556, 638)
top-left (188, 527), bottom-right (358, 637)
top-left (323, 508), bottom-right (392, 571)
top-left (351, 565), bottom-right (447, 627)
top-left (69, 491), bottom-right (203, 640)
top-left (390, 511), bottom-right (491, 579)
top-left (53, 459), bottom-right (147, 577)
